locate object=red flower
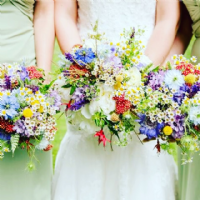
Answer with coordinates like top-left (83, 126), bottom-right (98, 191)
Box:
top-left (0, 118), bottom-right (14, 133)
top-left (94, 130), bottom-right (110, 147)
top-left (176, 62), bottom-right (200, 76)
top-left (113, 95), bottom-right (131, 114)
top-left (69, 64), bottom-right (89, 79)
top-left (27, 66), bottom-right (43, 79)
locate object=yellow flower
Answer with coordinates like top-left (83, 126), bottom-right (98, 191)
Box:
top-left (184, 74), bottom-right (196, 85)
top-left (3, 148), bottom-right (9, 153)
top-left (163, 126), bottom-right (173, 136)
top-left (116, 75), bottom-right (123, 82)
top-left (1, 110), bottom-right (6, 115)
top-left (0, 92), bottom-right (3, 96)
top-left (110, 42), bottom-right (113, 46)
top-left (116, 43), bottom-right (120, 46)
top-left (114, 82), bottom-right (122, 90)
top-left (28, 91), bottom-right (33, 95)
top-left (175, 60), bottom-right (180, 65)
top-left (23, 108), bottom-right (33, 118)
top-left (39, 106), bottom-right (44, 113)
top-left (31, 100), bottom-right (40, 105)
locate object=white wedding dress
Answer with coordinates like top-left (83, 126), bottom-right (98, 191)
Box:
top-left (52, 0), bottom-right (177, 200)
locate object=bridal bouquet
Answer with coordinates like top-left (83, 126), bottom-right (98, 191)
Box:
top-left (134, 55), bottom-right (200, 163)
top-left (55, 23), bottom-right (149, 148)
top-left (0, 63), bottom-right (61, 169)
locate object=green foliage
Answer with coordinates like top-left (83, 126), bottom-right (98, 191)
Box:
top-left (11, 134), bottom-right (20, 156)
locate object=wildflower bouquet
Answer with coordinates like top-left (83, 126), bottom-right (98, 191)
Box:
top-left (55, 23), bottom-right (150, 148)
top-left (0, 63), bottom-right (61, 169)
top-left (134, 55), bottom-right (200, 163)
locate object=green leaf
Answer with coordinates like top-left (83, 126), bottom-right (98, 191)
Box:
top-left (11, 134), bottom-right (20, 156)
top-left (62, 84), bottom-right (71, 88)
top-left (70, 85), bottom-right (76, 95)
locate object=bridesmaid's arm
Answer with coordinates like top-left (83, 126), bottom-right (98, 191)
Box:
top-left (145, 0), bottom-right (180, 66)
top-left (55, 0), bottom-right (81, 53)
top-left (34, 0), bottom-right (55, 76)
top-left (163, 3), bottom-right (193, 64)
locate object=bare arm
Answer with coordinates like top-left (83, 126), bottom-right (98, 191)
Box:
top-left (55, 0), bottom-right (81, 53)
top-left (34, 0), bottom-right (55, 76)
top-left (145, 0), bottom-right (180, 66)
top-left (162, 2), bottom-right (193, 64)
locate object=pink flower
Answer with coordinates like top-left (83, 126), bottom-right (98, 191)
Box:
top-left (94, 129), bottom-right (110, 147)
top-left (27, 66), bottom-right (43, 79)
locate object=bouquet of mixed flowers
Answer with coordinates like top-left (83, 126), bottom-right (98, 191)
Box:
top-left (0, 62), bottom-right (61, 169)
top-left (134, 55), bottom-right (200, 163)
top-left (54, 23), bottom-right (150, 149)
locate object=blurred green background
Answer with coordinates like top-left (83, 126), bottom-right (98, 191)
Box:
top-left (51, 37), bottom-right (196, 168)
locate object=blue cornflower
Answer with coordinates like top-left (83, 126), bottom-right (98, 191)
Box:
top-left (0, 130), bottom-right (11, 141)
top-left (0, 95), bottom-right (20, 120)
top-left (137, 114), bottom-right (164, 139)
top-left (74, 48), bottom-right (95, 66)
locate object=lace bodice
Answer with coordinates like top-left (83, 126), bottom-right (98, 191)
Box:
top-left (77, 0), bottom-right (156, 46)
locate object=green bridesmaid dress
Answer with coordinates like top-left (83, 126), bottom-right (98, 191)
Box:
top-left (0, 1), bottom-right (52, 200)
top-left (178, 1), bottom-right (200, 200)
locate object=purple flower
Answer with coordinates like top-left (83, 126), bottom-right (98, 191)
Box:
top-left (13, 120), bottom-right (29, 136)
top-left (173, 92), bottom-right (185, 106)
top-left (169, 115), bottom-right (185, 139)
top-left (71, 87), bottom-right (86, 102)
top-left (18, 66), bottom-right (29, 81)
top-left (26, 85), bottom-right (39, 93)
top-left (65, 53), bottom-right (74, 63)
top-left (4, 75), bottom-right (11, 90)
top-left (146, 71), bottom-right (165, 90)
top-left (137, 114), bottom-right (164, 139)
top-left (50, 91), bottom-right (62, 110)
top-left (70, 99), bottom-right (89, 111)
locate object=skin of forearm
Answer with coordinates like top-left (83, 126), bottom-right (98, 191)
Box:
top-left (34, 2), bottom-right (55, 76)
top-left (145, 21), bottom-right (178, 66)
top-left (55, 2), bottom-right (81, 53)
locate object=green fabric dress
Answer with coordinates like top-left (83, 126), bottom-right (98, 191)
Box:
top-left (178, 1), bottom-right (200, 200)
top-left (0, 1), bottom-right (52, 200)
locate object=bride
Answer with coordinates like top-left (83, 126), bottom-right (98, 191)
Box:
top-left (53, 0), bottom-right (181, 199)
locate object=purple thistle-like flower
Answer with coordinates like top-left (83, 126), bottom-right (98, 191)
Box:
top-left (169, 115), bottom-right (185, 139)
top-left (70, 99), bottom-right (89, 111)
top-left (65, 53), bottom-right (74, 63)
top-left (4, 75), bottom-right (11, 90)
